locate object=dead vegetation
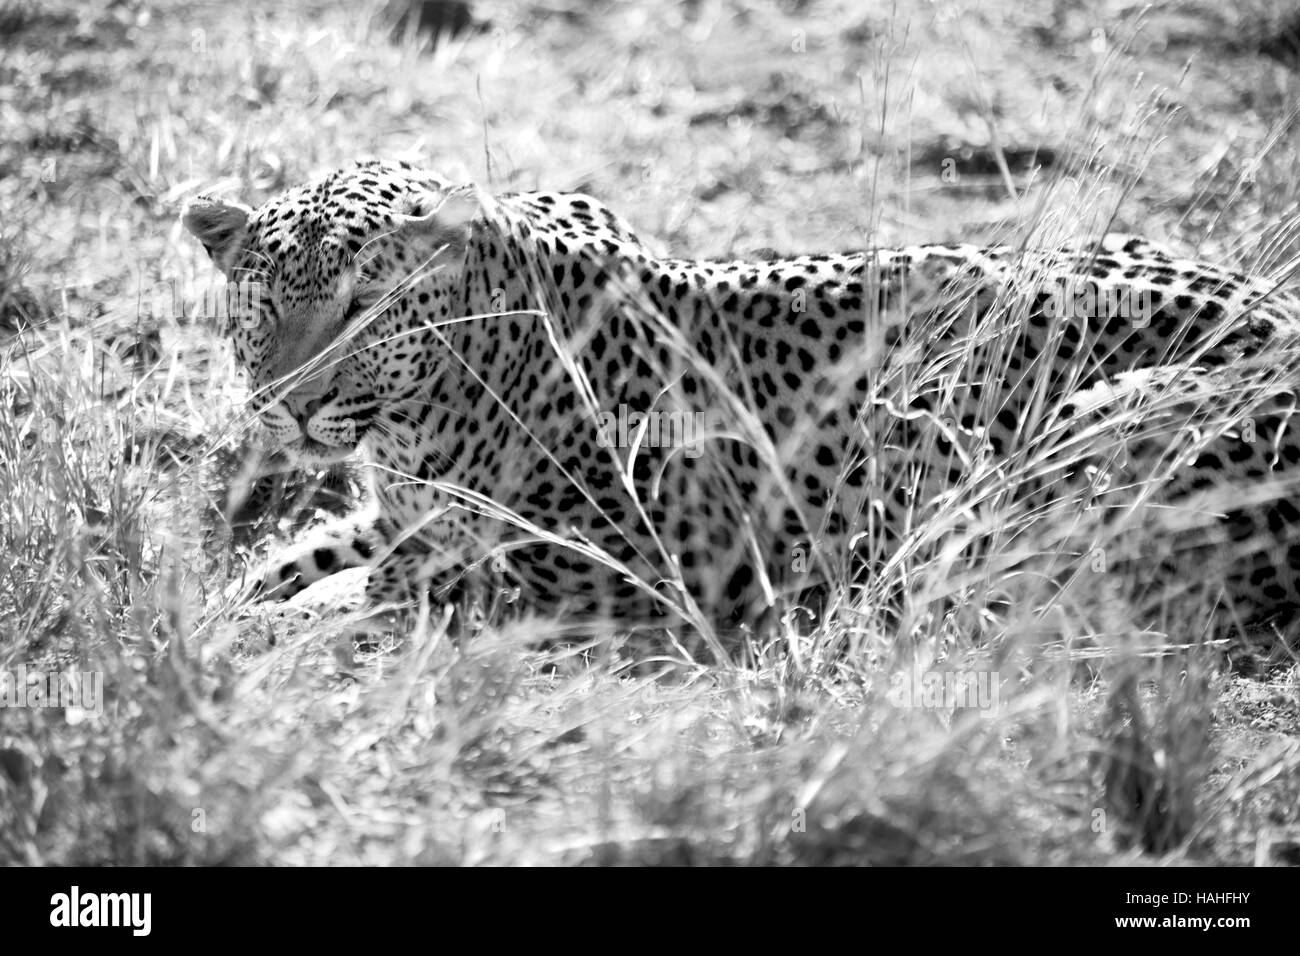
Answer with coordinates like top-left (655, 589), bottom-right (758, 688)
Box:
top-left (0, 0), bottom-right (1297, 865)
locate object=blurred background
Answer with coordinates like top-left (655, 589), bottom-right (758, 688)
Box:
top-left (5, 0), bottom-right (1300, 338)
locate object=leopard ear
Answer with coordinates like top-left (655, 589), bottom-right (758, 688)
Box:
top-left (182, 196), bottom-right (252, 276)
top-left (395, 187), bottom-right (481, 272)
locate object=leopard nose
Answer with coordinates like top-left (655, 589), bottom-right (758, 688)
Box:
top-left (295, 396), bottom-right (322, 428)
top-left (287, 386), bottom-right (339, 428)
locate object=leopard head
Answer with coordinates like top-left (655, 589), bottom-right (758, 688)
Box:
top-left (182, 158), bottom-right (480, 465)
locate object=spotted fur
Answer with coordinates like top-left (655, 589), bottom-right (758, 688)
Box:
top-left (183, 158), bottom-right (1300, 644)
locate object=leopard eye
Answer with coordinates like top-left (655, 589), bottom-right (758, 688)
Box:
top-left (230, 304), bottom-right (273, 334)
top-left (344, 287), bottom-right (384, 322)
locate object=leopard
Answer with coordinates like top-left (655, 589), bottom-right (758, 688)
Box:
top-left (182, 157), bottom-right (1300, 653)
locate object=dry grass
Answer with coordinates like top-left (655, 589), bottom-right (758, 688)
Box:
top-left (1, 0), bottom-right (1299, 865)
